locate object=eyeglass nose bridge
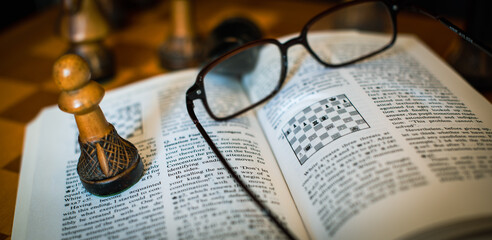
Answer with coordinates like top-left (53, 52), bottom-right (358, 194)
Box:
top-left (283, 36), bottom-right (304, 49)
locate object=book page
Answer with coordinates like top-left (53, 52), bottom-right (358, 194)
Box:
top-left (256, 33), bottom-right (492, 239)
top-left (13, 70), bottom-right (308, 239)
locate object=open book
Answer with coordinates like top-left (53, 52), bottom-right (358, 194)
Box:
top-left (13, 33), bottom-right (492, 240)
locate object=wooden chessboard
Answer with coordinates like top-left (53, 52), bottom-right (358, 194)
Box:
top-left (0, 0), bottom-right (490, 238)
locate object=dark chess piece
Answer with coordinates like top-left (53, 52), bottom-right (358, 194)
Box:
top-left (204, 17), bottom-right (262, 75)
top-left (206, 17), bottom-right (262, 62)
top-left (58, 0), bottom-right (115, 82)
top-left (53, 54), bottom-right (143, 196)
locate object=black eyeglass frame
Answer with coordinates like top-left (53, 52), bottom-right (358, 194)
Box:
top-left (189, 0), bottom-right (399, 121)
top-left (185, 0), bottom-right (492, 239)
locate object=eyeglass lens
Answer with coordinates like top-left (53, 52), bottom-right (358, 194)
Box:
top-left (203, 42), bottom-right (283, 118)
top-left (306, 1), bottom-right (394, 65)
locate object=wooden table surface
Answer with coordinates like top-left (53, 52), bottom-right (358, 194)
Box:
top-left (0, 1), bottom-right (491, 238)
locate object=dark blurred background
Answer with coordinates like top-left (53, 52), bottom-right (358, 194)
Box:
top-left (1, 0), bottom-right (490, 45)
top-left (0, 0), bottom-right (57, 32)
top-left (0, 0), bottom-right (481, 29)
top-left (1, 0), bottom-right (490, 89)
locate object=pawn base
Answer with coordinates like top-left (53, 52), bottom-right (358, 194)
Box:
top-left (79, 156), bottom-right (144, 196)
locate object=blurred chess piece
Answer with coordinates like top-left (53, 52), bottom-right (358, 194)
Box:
top-left (58, 0), bottom-right (115, 82)
top-left (204, 17), bottom-right (262, 75)
top-left (53, 54), bottom-right (143, 196)
top-left (159, 0), bottom-right (202, 70)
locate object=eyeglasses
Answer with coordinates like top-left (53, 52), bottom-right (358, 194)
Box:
top-left (185, 0), bottom-right (492, 239)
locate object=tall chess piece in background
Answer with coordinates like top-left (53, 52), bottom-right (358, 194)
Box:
top-left (53, 54), bottom-right (143, 196)
top-left (159, 0), bottom-right (202, 70)
top-left (58, 0), bottom-right (115, 82)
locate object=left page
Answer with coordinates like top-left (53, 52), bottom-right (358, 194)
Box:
top-left (12, 70), bottom-right (308, 239)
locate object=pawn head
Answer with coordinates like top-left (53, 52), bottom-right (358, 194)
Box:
top-left (53, 54), bottom-right (91, 91)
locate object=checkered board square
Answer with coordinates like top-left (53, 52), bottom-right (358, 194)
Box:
top-left (74, 102), bottom-right (143, 154)
top-left (282, 95), bottom-right (369, 165)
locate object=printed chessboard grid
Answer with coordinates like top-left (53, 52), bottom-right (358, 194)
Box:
top-left (106, 102), bottom-right (144, 139)
top-left (282, 94), bottom-right (370, 165)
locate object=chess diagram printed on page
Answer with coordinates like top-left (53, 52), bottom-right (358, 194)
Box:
top-left (282, 94), bottom-right (370, 165)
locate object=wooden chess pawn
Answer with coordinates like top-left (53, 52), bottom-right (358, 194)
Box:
top-left (53, 54), bottom-right (143, 196)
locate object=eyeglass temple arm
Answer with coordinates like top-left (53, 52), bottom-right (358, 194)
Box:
top-left (185, 99), bottom-right (297, 240)
top-left (406, 4), bottom-right (492, 58)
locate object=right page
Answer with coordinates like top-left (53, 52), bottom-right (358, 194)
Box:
top-left (257, 33), bottom-right (492, 239)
